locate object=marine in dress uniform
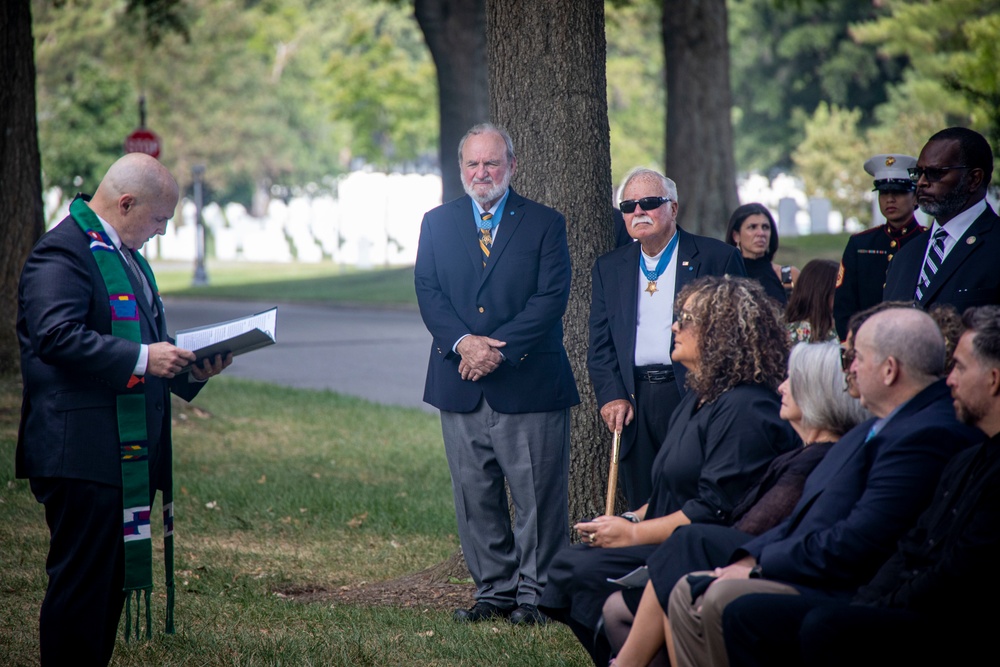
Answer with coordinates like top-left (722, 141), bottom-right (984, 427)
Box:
top-left (833, 154), bottom-right (925, 340)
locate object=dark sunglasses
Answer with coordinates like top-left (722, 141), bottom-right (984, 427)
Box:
top-left (907, 165), bottom-right (968, 183)
top-left (840, 346), bottom-right (856, 372)
top-left (620, 196), bottom-right (670, 214)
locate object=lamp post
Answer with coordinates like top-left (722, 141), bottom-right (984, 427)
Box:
top-left (192, 164), bottom-right (209, 286)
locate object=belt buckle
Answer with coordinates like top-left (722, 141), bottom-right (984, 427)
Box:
top-left (647, 370), bottom-right (669, 384)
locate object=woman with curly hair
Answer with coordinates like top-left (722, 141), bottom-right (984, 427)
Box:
top-left (540, 276), bottom-right (796, 665)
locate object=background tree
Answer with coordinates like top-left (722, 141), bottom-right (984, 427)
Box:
top-left (728, 0), bottom-right (907, 175)
top-left (662, 0), bottom-right (739, 236)
top-left (851, 0), bottom-right (1000, 174)
top-left (605, 0), bottom-right (664, 185)
top-left (488, 0), bottom-right (615, 523)
top-left (0, 0), bottom-right (45, 374)
top-left (414, 0), bottom-right (490, 203)
top-left (792, 103), bottom-right (869, 228)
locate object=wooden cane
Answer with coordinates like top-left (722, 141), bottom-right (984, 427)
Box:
top-left (605, 430), bottom-right (621, 516)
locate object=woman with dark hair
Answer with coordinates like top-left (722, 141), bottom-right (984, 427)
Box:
top-left (785, 259), bottom-right (839, 344)
top-left (725, 203), bottom-right (799, 305)
top-left (540, 276), bottom-right (796, 665)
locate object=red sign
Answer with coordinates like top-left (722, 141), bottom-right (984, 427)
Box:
top-left (124, 128), bottom-right (161, 158)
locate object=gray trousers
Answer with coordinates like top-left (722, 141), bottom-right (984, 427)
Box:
top-left (668, 573), bottom-right (799, 667)
top-left (441, 397), bottom-right (570, 607)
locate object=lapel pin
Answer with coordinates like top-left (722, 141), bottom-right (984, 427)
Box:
top-left (682, 261), bottom-right (689, 266)
top-left (967, 236), bottom-right (976, 245)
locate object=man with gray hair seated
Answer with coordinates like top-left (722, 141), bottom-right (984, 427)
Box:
top-left (665, 306), bottom-right (982, 667)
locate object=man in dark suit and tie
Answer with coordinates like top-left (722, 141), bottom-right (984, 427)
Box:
top-left (588, 167), bottom-right (745, 509)
top-left (666, 306), bottom-right (979, 667)
top-left (883, 126), bottom-right (1000, 311)
top-left (17, 153), bottom-right (230, 665)
top-left (414, 123), bottom-right (579, 625)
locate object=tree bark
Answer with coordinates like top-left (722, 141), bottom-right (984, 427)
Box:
top-left (662, 0), bottom-right (739, 238)
top-left (487, 0), bottom-right (614, 527)
top-left (0, 0), bottom-right (45, 375)
top-left (414, 0), bottom-right (490, 204)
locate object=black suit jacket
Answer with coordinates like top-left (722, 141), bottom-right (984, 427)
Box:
top-left (737, 380), bottom-right (980, 595)
top-left (16, 214), bottom-right (202, 490)
top-left (414, 190), bottom-right (579, 414)
top-left (587, 228), bottom-right (745, 459)
top-left (883, 204), bottom-right (1000, 311)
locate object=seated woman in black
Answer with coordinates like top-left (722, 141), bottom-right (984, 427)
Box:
top-left (539, 276), bottom-right (796, 664)
top-left (605, 341), bottom-right (870, 667)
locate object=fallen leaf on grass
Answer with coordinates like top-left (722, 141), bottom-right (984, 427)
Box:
top-left (417, 630), bottom-right (435, 638)
top-left (346, 512), bottom-right (368, 528)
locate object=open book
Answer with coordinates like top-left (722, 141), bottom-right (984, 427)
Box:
top-left (174, 307), bottom-right (277, 371)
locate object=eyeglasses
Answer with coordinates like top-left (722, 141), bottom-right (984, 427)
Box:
top-left (840, 346), bottom-right (856, 372)
top-left (674, 309), bottom-right (698, 330)
top-left (620, 196), bottom-right (671, 214)
top-left (907, 166), bottom-right (969, 183)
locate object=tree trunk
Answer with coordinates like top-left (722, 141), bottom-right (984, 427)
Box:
top-left (662, 0), bottom-right (739, 238)
top-left (0, 0), bottom-right (45, 375)
top-left (487, 0), bottom-right (614, 528)
top-left (415, 0), bottom-right (490, 204)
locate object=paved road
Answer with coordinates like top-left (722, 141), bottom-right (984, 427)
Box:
top-left (164, 299), bottom-right (434, 412)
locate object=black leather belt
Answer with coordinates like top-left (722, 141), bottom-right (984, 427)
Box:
top-left (635, 366), bottom-right (675, 384)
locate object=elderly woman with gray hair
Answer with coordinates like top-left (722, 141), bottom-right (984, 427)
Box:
top-left (605, 342), bottom-right (870, 667)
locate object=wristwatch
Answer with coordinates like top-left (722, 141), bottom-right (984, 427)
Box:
top-left (748, 564), bottom-right (764, 579)
top-left (620, 512), bottom-right (641, 524)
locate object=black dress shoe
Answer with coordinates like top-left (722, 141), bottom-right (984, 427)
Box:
top-left (453, 601), bottom-right (514, 623)
top-left (509, 603), bottom-right (547, 626)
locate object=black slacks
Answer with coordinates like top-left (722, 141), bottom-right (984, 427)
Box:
top-left (32, 478), bottom-right (128, 667)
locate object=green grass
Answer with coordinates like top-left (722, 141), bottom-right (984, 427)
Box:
top-left (154, 261), bottom-right (418, 307)
top-left (0, 377), bottom-right (588, 666)
top-left (775, 232), bottom-right (852, 269)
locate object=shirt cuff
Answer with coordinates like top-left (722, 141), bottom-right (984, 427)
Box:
top-left (134, 343), bottom-right (149, 376)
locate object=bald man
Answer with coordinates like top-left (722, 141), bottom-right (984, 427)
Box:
top-left (16, 153), bottom-right (230, 665)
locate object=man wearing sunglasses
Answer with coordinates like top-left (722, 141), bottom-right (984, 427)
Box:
top-left (883, 127), bottom-right (1000, 312)
top-left (588, 167), bottom-right (745, 510)
top-left (832, 153), bottom-right (925, 341)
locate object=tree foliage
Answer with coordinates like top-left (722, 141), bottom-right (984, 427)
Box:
top-left (851, 0), bottom-right (1000, 170)
top-left (728, 0), bottom-right (907, 174)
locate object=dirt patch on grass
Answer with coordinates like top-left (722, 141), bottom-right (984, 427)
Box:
top-left (274, 551), bottom-right (477, 612)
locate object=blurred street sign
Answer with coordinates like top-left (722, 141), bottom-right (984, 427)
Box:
top-left (124, 128), bottom-right (161, 158)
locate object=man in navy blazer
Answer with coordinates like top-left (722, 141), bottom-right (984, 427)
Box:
top-left (414, 124), bottom-right (579, 625)
top-left (17, 154), bottom-right (230, 665)
top-left (588, 167), bottom-right (745, 508)
top-left (667, 307), bottom-right (980, 667)
top-left (883, 126), bottom-right (1000, 312)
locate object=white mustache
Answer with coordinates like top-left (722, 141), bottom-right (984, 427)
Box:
top-left (631, 215), bottom-right (653, 228)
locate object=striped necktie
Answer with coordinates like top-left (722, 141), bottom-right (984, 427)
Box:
top-left (915, 228), bottom-right (949, 301)
top-left (479, 211), bottom-right (493, 267)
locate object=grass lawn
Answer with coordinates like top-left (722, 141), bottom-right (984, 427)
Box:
top-left (0, 376), bottom-right (589, 666)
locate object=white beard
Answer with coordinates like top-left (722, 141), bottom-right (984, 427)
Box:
top-left (464, 172), bottom-right (511, 206)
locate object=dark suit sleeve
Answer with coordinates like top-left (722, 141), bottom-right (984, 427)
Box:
top-left (587, 257), bottom-right (629, 408)
top-left (487, 211), bottom-right (572, 366)
top-left (19, 235), bottom-right (139, 389)
top-left (413, 212), bottom-right (472, 356)
top-left (744, 423), bottom-right (958, 587)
